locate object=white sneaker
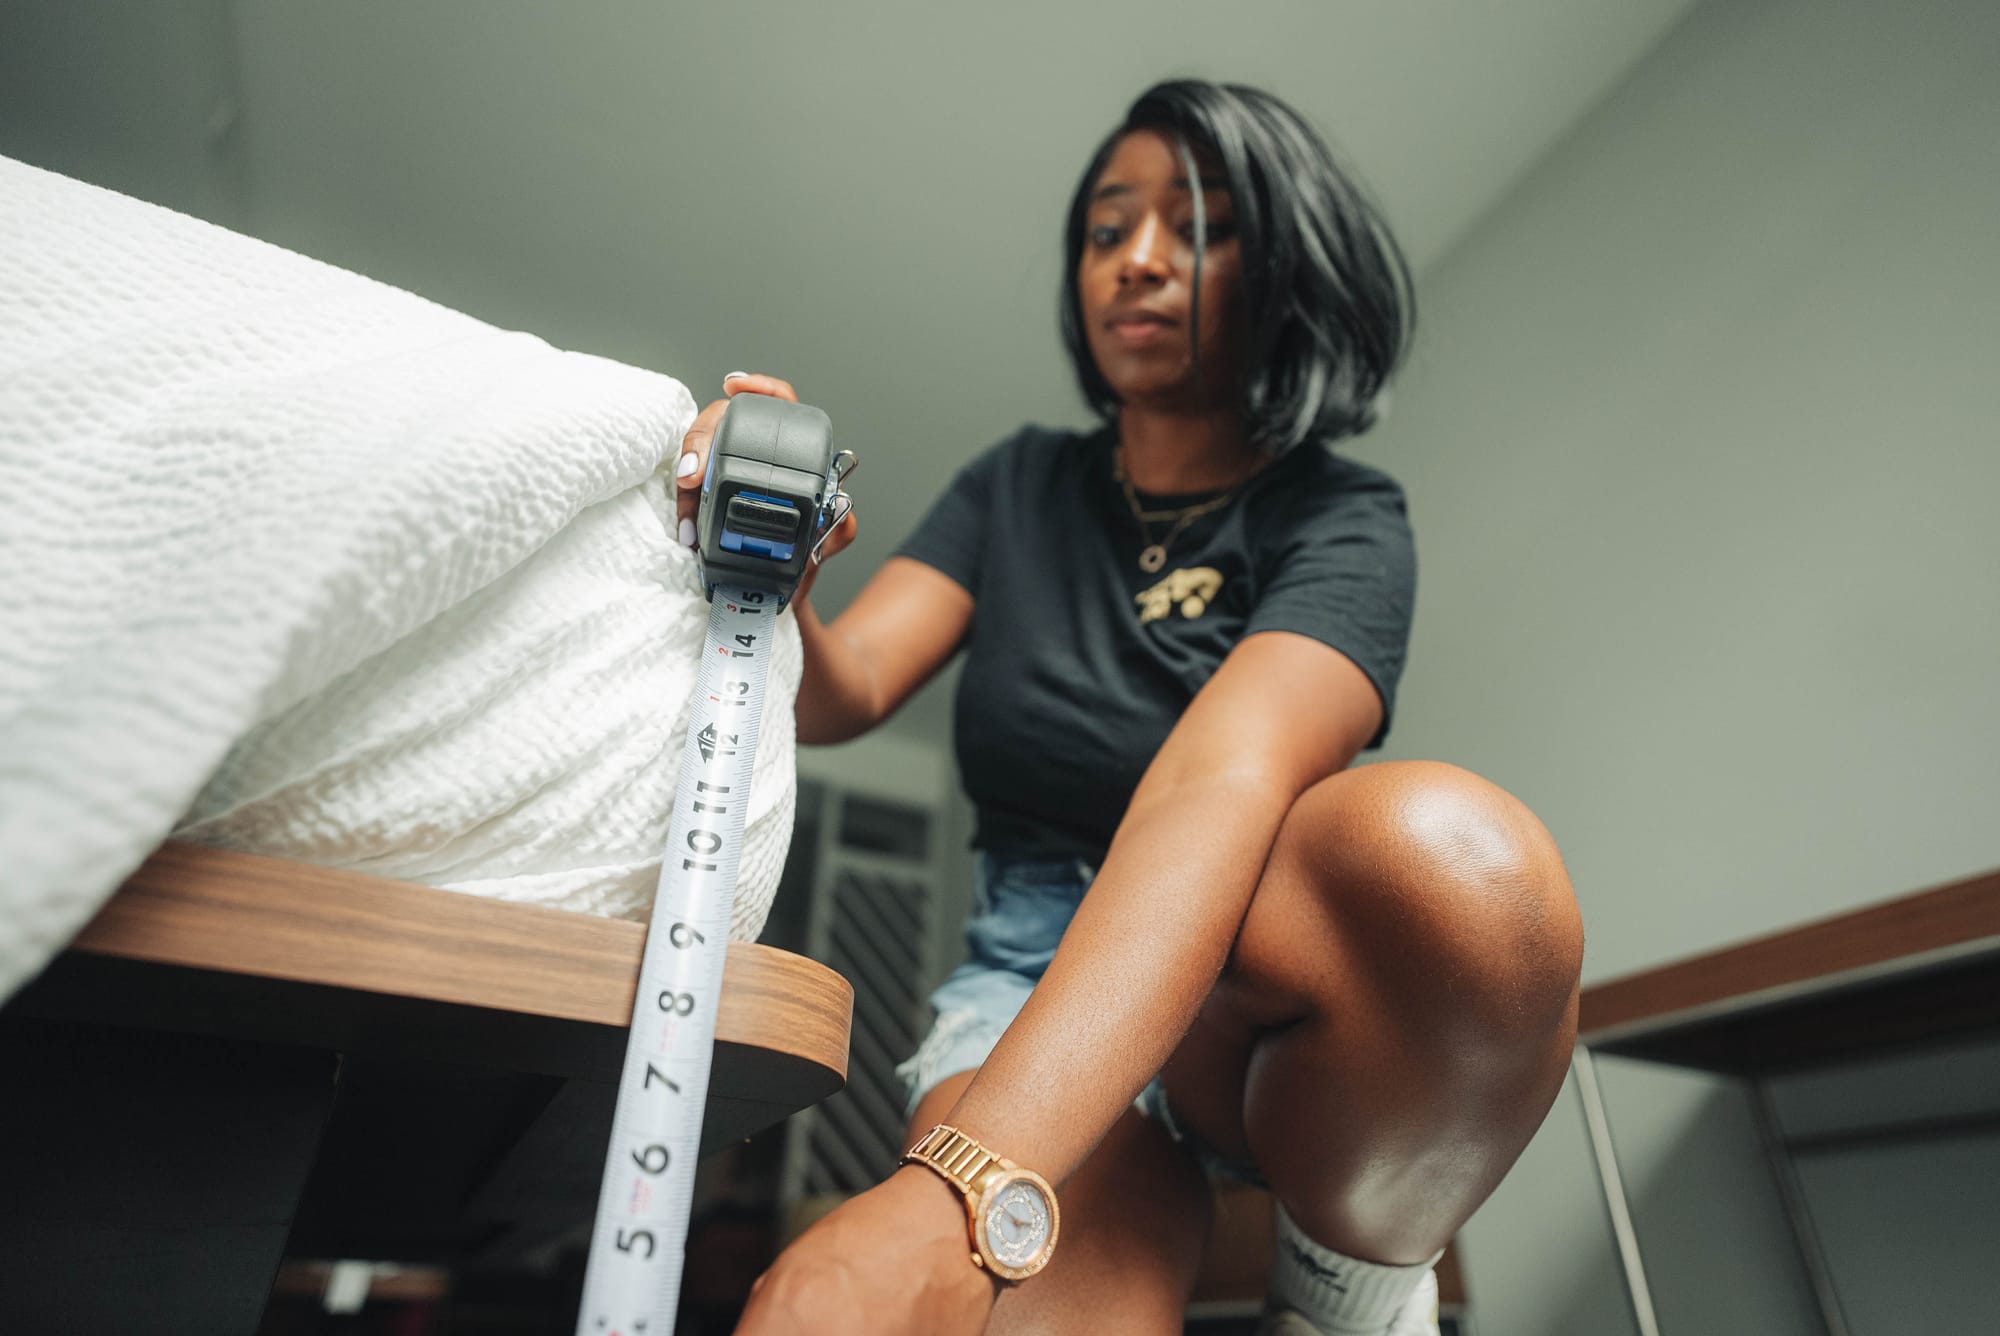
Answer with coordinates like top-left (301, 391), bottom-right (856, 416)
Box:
top-left (1258, 1268), bottom-right (1440, 1336)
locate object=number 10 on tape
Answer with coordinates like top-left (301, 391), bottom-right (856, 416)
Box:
top-left (576, 584), bottom-right (775, 1336)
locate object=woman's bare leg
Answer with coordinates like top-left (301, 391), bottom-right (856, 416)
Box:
top-left (1158, 759), bottom-right (1584, 1264)
top-left (893, 760), bottom-right (1579, 1330)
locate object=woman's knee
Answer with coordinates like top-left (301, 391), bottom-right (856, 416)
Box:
top-left (1249, 760), bottom-right (1583, 1047)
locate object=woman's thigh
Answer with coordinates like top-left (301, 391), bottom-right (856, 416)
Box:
top-left (1158, 759), bottom-right (1584, 1262)
top-left (907, 1070), bottom-right (1212, 1336)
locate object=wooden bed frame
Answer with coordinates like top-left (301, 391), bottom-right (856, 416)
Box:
top-left (0, 841), bottom-right (853, 1332)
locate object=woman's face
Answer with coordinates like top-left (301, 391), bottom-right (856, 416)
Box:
top-left (1077, 129), bottom-right (1243, 412)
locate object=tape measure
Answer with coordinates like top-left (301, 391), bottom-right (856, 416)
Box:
top-left (576, 394), bottom-right (851, 1336)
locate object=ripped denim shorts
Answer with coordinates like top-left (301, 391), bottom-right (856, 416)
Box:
top-left (895, 851), bottom-right (1265, 1187)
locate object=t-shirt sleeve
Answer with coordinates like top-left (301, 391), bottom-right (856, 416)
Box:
top-left (1243, 479), bottom-right (1416, 748)
top-left (890, 438), bottom-right (1007, 594)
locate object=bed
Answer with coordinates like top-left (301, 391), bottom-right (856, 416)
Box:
top-left (0, 840), bottom-right (851, 1331)
top-left (0, 154), bottom-right (845, 1330)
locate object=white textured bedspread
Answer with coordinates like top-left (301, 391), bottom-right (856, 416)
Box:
top-left (0, 158), bottom-right (799, 1002)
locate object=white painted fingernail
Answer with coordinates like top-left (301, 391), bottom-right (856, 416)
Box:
top-left (678, 518), bottom-right (696, 548)
top-left (676, 451), bottom-right (700, 479)
top-left (723, 370), bottom-right (748, 382)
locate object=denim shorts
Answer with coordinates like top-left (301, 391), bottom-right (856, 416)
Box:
top-left (895, 852), bottom-right (1266, 1187)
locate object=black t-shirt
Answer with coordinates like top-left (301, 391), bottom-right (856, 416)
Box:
top-left (894, 423), bottom-right (1416, 861)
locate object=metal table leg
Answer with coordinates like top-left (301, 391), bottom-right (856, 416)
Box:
top-left (1572, 1045), bottom-right (1662, 1336)
top-left (1747, 1078), bottom-right (1853, 1336)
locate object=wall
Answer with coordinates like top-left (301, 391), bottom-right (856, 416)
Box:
top-left (1353, 0), bottom-right (2000, 1329)
top-left (0, 0), bottom-right (246, 225)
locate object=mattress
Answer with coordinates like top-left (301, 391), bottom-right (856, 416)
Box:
top-left (0, 156), bottom-right (800, 1002)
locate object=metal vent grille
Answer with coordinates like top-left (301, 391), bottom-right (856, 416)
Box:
top-left (801, 866), bottom-right (930, 1193)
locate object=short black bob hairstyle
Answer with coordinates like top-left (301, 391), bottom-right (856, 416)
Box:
top-left (1059, 79), bottom-right (1415, 455)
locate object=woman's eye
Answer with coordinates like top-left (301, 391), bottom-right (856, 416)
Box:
top-left (1088, 224), bottom-right (1122, 248)
top-left (1181, 221), bottom-right (1236, 245)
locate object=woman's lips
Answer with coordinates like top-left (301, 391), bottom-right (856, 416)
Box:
top-left (1105, 312), bottom-right (1177, 348)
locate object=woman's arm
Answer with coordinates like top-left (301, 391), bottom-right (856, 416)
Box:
top-left (675, 374), bottom-right (972, 743)
top-left (943, 628), bottom-right (1384, 1178)
top-left (792, 558), bottom-right (972, 743)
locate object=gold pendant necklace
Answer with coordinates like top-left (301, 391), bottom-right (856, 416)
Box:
top-left (1114, 449), bottom-right (1245, 574)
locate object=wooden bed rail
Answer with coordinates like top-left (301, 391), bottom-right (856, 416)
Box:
top-left (67, 840), bottom-right (851, 1082)
top-left (1, 841), bottom-right (857, 1329)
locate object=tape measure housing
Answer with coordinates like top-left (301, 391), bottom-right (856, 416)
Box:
top-left (695, 393), bottom-right (837, 600)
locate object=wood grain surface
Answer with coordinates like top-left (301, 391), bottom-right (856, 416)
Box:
top-left (69, 841), bottom-right (851, 1081)
top-left (1580, 867), bottom-right (2000, 1041)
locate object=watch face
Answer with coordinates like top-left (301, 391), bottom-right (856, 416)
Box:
top-left (979, 1175), bottom-right (1055, 1277)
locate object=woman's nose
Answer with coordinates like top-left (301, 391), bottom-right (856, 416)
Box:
top-left (1118, 215), bottom-right (1172, 286)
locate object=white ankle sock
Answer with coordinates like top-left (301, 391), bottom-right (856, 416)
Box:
top-left (1267, 1203), bottom-right (1442, 1335)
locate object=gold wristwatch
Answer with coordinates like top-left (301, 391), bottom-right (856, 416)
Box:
top-left (901, 1123), bottom-right (1060, 1281)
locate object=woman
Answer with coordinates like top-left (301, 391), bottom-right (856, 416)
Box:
top-left (675, 80), bottom-right (1582, 1336)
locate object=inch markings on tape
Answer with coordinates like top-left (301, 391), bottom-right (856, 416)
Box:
top-left (575, 390), bottom-right (848, 1336)
top-left (577, 392), bottom-right (844, 1336)
top-left (575, 580), bottom-right (776, 1336)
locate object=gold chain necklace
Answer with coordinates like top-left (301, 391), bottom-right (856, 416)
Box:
top-left (1113, 449), bottom-right (1246, 574)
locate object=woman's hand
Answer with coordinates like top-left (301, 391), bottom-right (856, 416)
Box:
top-left (734, 1167), bottom-right (998, 1336)
top-left (676, 372), bottom-right (858, 605)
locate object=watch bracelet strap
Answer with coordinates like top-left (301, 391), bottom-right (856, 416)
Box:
top-left (903, 1123), bottom-right (1010, 1196)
